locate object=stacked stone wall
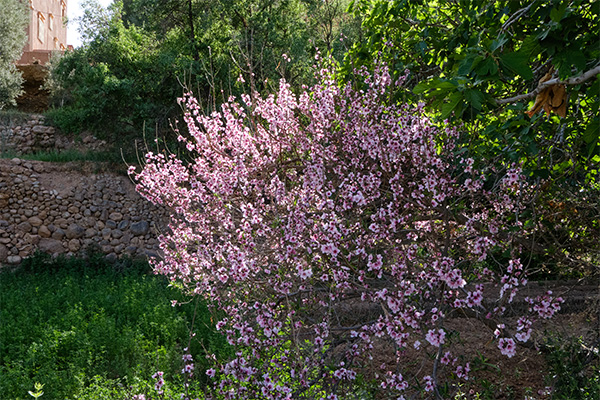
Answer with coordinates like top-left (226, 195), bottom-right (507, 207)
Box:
top-left (0, 158), bottom-right (167, 265)
top-left (0, 114), bottom-right (106, 156)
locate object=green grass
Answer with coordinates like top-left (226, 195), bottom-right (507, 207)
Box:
top-left (0, 252), bottom-right (229, 400)
top-left (0, 109), bottom-right (31, 125)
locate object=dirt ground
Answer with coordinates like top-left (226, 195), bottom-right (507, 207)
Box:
top-left (345, 279), bottom-right (599, 399)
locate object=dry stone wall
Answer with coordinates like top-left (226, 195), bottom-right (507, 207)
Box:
top-left (0, 158), bottom-right (168, 265)
top-left (0, 114), bottom-right (106, 155)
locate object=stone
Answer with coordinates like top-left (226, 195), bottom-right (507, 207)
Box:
top-left (28, 216), bottom-right (43, 227)
top-left (109, 212), bottom-right (123, 221)
top-left (38, 225), bottom-right (51, 238)
top-left (0, 244), bottom-right (8, 262)
top-left (25, 234), bottom-right (40, 245)
top-left (120, 232), bottom-right (132, 244)
top-left (85, 228), bottom-right (97, 238)
top-left (101, 228), bottom-right (112, 239)
top-left (111, 229), bottom-right (123, 239)
top-left (68, 239), bottom-right (81, 252)
top-left (106, 220), bottom-right (117, 229)
top-left (51, 228), bottom-right (65, 240)
top-left (117, 220), bottom-right (129, 230)
top-left (130, 221), bottom-right (150, 236)
top-left (16, 221), bottom-right (32, 233)
top-left (54, 218), bottom-right (68, 228)
top-left (38, 238), bottom-right (65, 254)
top-left (7, 255), bottom-right (21, 264)
top-left (144, 250), bottom-right (160, 259)
top-left (66, 224), bottom-right (85, 239)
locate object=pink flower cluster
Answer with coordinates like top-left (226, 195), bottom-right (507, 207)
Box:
top-left (132, 60), bottom-right (560, 398)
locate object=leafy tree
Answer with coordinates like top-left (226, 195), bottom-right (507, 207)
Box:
top-left (346, 0), bottom-right (600, 276)
top-left (347, 0), bottom-right (599, 175)
top-left (47, 0), bottom-right (360, 143)
top-left (0, 0), bottom-right (28, 109)
top-left (46, 0), bottom-right (194, 147)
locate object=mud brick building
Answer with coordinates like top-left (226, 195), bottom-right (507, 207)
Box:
top-left (17, 0), bottom-right (69, 66)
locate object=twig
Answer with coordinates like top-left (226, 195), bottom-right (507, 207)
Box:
top-left (496, 65), bottom-right (600, 105)
top-left (500, 2), bottom-right (535, 34)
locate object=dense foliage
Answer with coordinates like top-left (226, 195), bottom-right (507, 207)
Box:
top-left (0, 0), bottom-right (28, 109)
top-left (132, 60), bottom-right (568, 398)
top-left (47, 0), bottom-right (360, 143)
top-left (346, 0), bottom-right (600, 277)
top-left (0, 253), bottom-right (229, 399)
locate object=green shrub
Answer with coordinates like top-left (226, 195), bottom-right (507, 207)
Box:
top-left (544, 333), bottom-right (600, 399)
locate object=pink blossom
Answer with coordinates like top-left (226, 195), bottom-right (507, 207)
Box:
top-left (425, 329), bottom-right (446, 347)
top-left (132, 59), bottom-right (552, 398)
top-left (498, 338), bottom-right (516, 358)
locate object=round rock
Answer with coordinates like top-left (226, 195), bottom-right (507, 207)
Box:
top-left (66, 224), bottom-right (85, 239)
top-left (130, 221), bottom-right (150, 236)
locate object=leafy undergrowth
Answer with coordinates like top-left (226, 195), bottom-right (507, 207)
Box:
top-left (0, 252), bottom-right (230, 400)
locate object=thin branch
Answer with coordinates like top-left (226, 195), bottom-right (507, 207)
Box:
top-left (496, 65), bottom-right (600, 105)
top-left (500, 2), bottom-right (535, 34)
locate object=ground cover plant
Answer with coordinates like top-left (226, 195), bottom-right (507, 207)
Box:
top-left (0, 252), bottom-right (230, 399)
top-left (129, 56), bottom-right (582, 399)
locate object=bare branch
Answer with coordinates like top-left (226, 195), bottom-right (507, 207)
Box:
top-left (496, 65), bottom-right (600, 106)
top-left (500, 2), bottom-right (535, 34)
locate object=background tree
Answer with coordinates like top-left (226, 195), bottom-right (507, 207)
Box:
top-left (0, 0), bottom-right (28, 109)
top-left (47, 0), bottom-right (361, 145)
top-left (346, 0), bottom-right (600, 277)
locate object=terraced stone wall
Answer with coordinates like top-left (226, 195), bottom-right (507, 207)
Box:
top-left (0, 158), bottom-right (167, 264)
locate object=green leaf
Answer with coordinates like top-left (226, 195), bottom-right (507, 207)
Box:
top-left (413, 79), bottom-right (457, 95)
top-left (532, 169), bottom-right (550, 179)
top-left (457, 55), bottom-right (476, 76)
top-left (499, 52), bottom-right (533, 80)
top-left (550, 2), bottom-right (568, 23)
top-left (476, 57), bottom-right (498, 77)
top-left (565, 49), bottom-right (587, 73)
top-left (583, 119), bottom-right (599, 144)
top-left (440, 92), bottom-right (463, 119)
top-left (464, 89), bottom-right (485, 111)
top-left (413, 81), bottom-right (432, 94)
top-left (490, 34), bottom-right (508, 52)
top-left (520, 35), bottom-right (542, 59)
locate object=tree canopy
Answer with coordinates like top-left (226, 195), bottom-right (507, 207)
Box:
top-left (0, 0), bottom-right (28, 109)
top-left (47, 0), bottom-right (361, 142)
top-left (343, 0), bottom-right (599, 275)
top-left (346, 0), bottom-right (599, 181)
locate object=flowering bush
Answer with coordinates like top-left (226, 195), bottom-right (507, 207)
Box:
top-left (131, 60), bottom-right (562, 399)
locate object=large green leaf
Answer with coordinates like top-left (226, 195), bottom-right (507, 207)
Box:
top-left (440, 91), bottom-right (463, 119)
top-left (584, 118), bottom-right (599, 144)
top-left (499, 51), bottom-right (533, 80)
top-left (464, 89), bottom-right (485, 111)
